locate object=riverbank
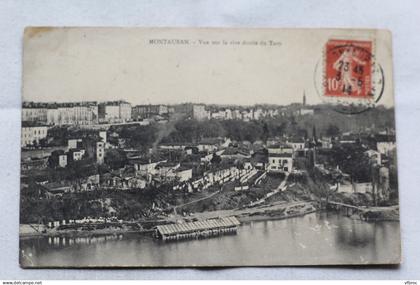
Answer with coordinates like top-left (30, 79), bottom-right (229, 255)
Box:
top-left (20, 211), bottom-right (402, 267)
top-left (360, 205), bottom-right (399, 222)
top-left (20, 201), bottom-right (399, 239)
top-left (19, 226), bottom-right (154, 239)
top-left (20, 201), bottom-right (317, 238)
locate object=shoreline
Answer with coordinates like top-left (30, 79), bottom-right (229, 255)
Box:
top-left (237, 209), bottom-right (318, 223)
top-left (19, 202), bottom-right (399, 239)
top-left (19, 228), bottom-right (154, 240)
top-left (19, 202), bottom-right (318, 239)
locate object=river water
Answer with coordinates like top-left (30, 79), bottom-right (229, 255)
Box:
top-left (20, 212), bottom-right (400, 267)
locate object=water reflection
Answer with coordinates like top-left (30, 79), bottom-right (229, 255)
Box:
top-left (20, 212), bottom-right (400, 267)
top-left (39, 234), bottom-right (125, 248)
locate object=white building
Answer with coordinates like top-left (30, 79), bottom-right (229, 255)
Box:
top-left (119, 101), bottom-right (132, 122)
top-left (99, 101), bottom-right (132, 123)
top-left (353, 182), bottom-right (373, 194)
top-left (267, 143), bottom-right (294, 155)
top-left (320, 137), bottom-right (333, 149)
top-left (267, 142), bottom-right (294, 173)
top-left (46, 103), bottom-right (98, 125)
top-left (96, 142), bottom-right (105, 164)
top-left (365, 149), bottom-right (381, 165)
top-left (68, 138), bottom-right (82, 149)
top-left (99, 131), bottom-right (107, 144)
top-left (58, 154), bottom-right (68, 168)
top-left (211, 111), bottom-right (226, 120)
top-left (268, 153), bottom-right (293, 173)
top-left (22, 107), bottom-right (48, 123)
top-left (232, 110), bottom-right (242, 120)
top-left (377, 141), bottom-right (396, 156)
top-left (287, 138), bottom-right (306, 151)
top-left (133, 159), bottom-right (166, 176)
top-left (176, 167), bottom-right (193, 182)
top-left (299, 109), bottom-right (314, 115)
top-left (21, 125), bottom-right (48, 147)
top-left (23, 101), bottom-right (99, 126)
top-left (253, 108), bottom-right (264, 120)
top-left (103, 105), bottom-right (119, 122)
top-left (225, 109), bottom-right (232, 120)
top-left (241, 110), bottom-right (253, 121)
top-left (193, 105), bottom-right (210, 121)
top-left (69, 149), bottom-right (85, 161)
top-left (337, 181), bottom-right (374, 194)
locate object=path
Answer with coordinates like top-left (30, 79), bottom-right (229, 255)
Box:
top-left (172, 181), bottom-right (235, 215)
top-left (249, 172), bottom-right (290, 207)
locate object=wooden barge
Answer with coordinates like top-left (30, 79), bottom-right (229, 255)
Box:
top-left (155, 216), bottom-right (240, 241)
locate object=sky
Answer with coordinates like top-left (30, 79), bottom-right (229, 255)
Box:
top-left (23, 28), bottom-right (394, 107)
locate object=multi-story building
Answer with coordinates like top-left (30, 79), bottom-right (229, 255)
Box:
top-left (68, 149), bottom-right (85, 162)
top-left (287, 138), bottom-right (306, 151)
top-left (99, 131), bottom-right (107, 145)
top-left (241, 110), bottom-right (253, 121)
top-left (253, 108), bottom-right (264, 120)
top-left (224, 109), bottom-right (232, 120)
top-left (96, 141), bottom-right (105, 165)
top-left (21, 123), bottom-right (49, 147)
top-left (68, 138), bottom-right (83, 149)
top-left (268, 153), bottom-right (293, 173)
top-left (192, 104), bottom-right (209, 121)
top-left (299, 108), bottom-right (315, 116)
top-left (119, 101), bottom-right (132, 122)
top-left (267, 143), bottom-right (294, 155)
top-left (22, 102), bottom-right (48, 123)
top-left (132, 104), bottom-right (168, 120)
top-left (376, 135), bottom-right (396, 156)
top-left (267, 142), bottom-right (294, 173)
top-left (98, 101), bottom-right (131, 123)
top-left (267, 109), bottom-right (279, 117)
top-left (232, 110), bottom-right (242, 120)
top-left (22, 108), bottom-right (48, 123)
top-left (211, 110), bottom-right (226, 120)
top-left (23, 101), bottom-right (98, 126)
top-left (49, 150), bottom-right (68, 168)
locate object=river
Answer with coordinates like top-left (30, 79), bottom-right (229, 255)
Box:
top-left (19, 212), bottom-right (401, 267)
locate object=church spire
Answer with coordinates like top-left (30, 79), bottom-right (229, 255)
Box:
top-left (303, 90), bottom-right (306, 106)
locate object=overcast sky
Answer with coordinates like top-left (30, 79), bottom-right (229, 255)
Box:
top-left (23, 28), bottom-right (394, 107)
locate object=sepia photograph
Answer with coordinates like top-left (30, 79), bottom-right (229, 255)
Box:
top-left (19, 27), bottom-right (400, 267)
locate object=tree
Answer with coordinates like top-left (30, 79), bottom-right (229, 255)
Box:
top-left (105, 149), bottom-right (128, 170)
top-left (326, 124), bottom-right (340, 137)
top-left (210, 153), bottom-right (222, 164)
top-left (262, 122), bottom-right (269, 143)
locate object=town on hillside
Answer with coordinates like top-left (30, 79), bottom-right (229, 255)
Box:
top-left (20, 93), bottom-right (399, 237)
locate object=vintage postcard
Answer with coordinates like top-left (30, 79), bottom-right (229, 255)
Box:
top-left (20, 27), bottom-right (400, 267)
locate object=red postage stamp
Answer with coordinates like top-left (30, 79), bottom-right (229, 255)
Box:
top-left (325, 39), bottom-right (373, 99)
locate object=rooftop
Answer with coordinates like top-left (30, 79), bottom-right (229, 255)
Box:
top-left (156, 161), bottom-right (179, 168)
top-left (156, 216), bottom-right (240, 235)
top-left (288, 137), bottom-right (305, 143)
top-left (268, 142), bottom-right (293, 149)
top-left (21, 121), bottom-right (48, 128)
top-left (221, 147), bottom-right (250, 156)
top-left (268, 153), bottom-right (293, 158)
